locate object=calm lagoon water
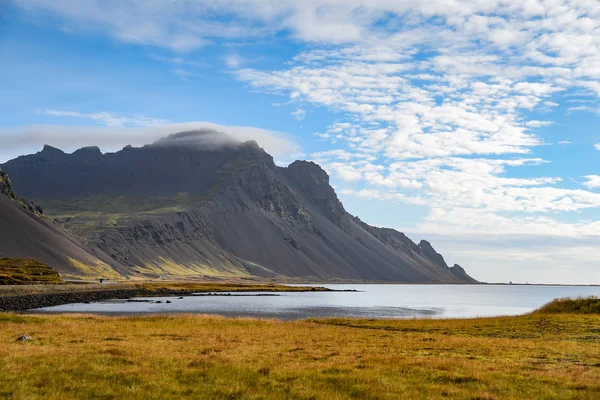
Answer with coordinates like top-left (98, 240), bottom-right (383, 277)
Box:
top-left (34, 284), bottom-right (600, 320)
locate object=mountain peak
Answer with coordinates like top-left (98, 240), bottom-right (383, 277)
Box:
top-left (287, 161), bottom-right (330, 184)
top-left (243, 139), bottom-right (260, 149)
top-left (284, 160), bottom-right (347, 225)
top-left (72, 146), bottom-right (103, 158)
top-left (40, 144), bottom-right (65, 159)
top-left (418, 240), bottom-right (449, 269)
top-left (152, 129), bottom-right (240, 150)
top-left (73, 146), bottom-right (102, 154)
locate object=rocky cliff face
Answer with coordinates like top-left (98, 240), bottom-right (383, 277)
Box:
top-left (282, 161), bottom-right (352, 231)
top-left (0, 168), bottom-right (43, 215)
top-left (1, 130), bottom-right (477, 282)
top-left (0, 169), bottom-right (11, 196)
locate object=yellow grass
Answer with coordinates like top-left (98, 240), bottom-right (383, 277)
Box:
top-left (66, 258), bottom-right (123, 281)
top-left (137, 256), bottom-right (254, 278)
top-left (1, 312), bottom-right (599, 399)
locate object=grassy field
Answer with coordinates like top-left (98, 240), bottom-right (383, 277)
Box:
top-left (0, 258), bottom-right (62, 285)
top-left (1, 305), bottom-right (600, 399)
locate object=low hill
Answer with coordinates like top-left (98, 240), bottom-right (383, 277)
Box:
top-left (2, 130), bottom-right (476, 283)
top-left (0, 258), bottom-right (62, 285)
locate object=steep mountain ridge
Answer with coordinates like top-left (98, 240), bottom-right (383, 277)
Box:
top-left (2, 130), bottom-right (476, 282)
top-left (0, 168), bottom-right (116, 279)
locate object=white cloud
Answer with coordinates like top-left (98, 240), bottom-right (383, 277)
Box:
top-left (325, 163), bottom-right (365, 181)
top-left (291, 108), bottom-right (306, 120)
top-left (595, 143), bottom-right (600, 150)
top-left (311, 149), bottom-right (376, 161)
top-left (583, 175), bottom-right (600, 189)
top-left (339, 155), bottom-right (600, 214)
top-left (236, 53), bottom-right (564, 160)
top-left (16, 1), bottom-right (600, 66)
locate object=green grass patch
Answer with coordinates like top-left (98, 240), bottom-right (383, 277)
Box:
top-left (40, 193), bottom-right (200, 215)
top-left (38, 194), bottom-right (206, 236)
top-left (0, 258), bottom-right (62, 285)
top-left (535, 296), bottom-right (600, 314)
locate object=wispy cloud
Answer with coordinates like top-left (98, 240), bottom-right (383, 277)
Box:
top-left (567, 105), bottom-right (598, 114)
top-left (237, 57), bottom-right (560, 159)
top-left (41, 110), bottom-right (168, 127)
top-left (1, 116), bottom-right (300, 162)
top-left (291, 108), bottom-right (306, 121)
top-left (224, 54), bottom-right (244, 69)
top-left (172, 69), bottom-right (199, 81)
top-left (148, 54), bottom-right (207, 68)
top-left (147, 54), bottom-right (208, 79)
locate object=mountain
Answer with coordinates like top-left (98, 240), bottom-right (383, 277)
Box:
top-left (0, 168), bottom-right (118, 279)
top-left (1, 130), bottom-right (476, 283)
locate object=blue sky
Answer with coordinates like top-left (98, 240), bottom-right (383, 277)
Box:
top-left (1, 1), bottom-right (600, 283)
